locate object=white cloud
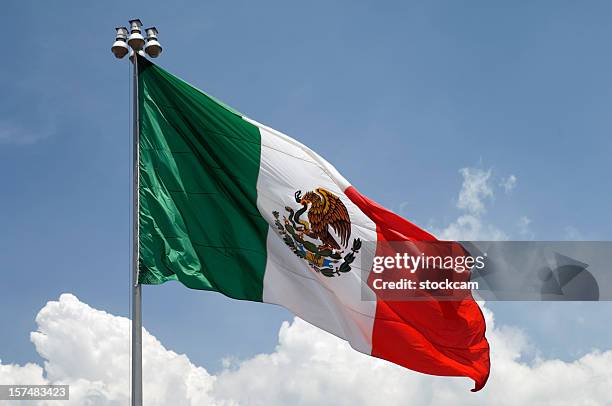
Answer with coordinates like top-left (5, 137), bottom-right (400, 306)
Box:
top-left (457, 168), bottom-right (494, 215)
top-left (2, 294), bottom-right (612, 406)
top-left (434, 167), bottom-right (507, 240)
top-left (437, 214), bottom-right (508, 241)
top-left (2, 294), bottom-right (215, 406)
top-left (500, 175), bottom-right (517, 194)
top-left (433, 168), bottom-right (533, 241)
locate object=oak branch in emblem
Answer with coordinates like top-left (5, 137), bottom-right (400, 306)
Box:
top-left (295, 188), bottom-right (351, 251)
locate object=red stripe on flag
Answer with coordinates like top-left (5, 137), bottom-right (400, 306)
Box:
top-left (344, 186), bottom-right (490, 392)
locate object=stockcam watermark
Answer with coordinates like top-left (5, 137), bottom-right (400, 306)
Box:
top-left (359, 241), bottom-right (612, 301)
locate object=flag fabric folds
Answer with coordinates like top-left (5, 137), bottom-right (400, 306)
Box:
top-left (137, 56), bottom-right (490, 391)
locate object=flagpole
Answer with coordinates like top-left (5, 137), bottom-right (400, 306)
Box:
top-left (131, 46), bottom-right (143, 406)
top-left (111, 20), bottom-right (163, 406)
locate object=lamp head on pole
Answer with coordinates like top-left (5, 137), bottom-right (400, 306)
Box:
top-left (144, 27), bottom-right (163, 58)
top-left (112, 19), bottom-right (162, 62)
top-left (127, 19), bottom-right (145, 51)
top-left (111, 27), bottom-right (129, 59)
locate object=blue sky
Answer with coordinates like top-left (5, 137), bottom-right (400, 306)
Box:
top-left (1, 0), bottom-right (612, 381)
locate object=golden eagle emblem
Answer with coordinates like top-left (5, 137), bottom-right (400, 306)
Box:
top-left (272, 187), bottom-right (362, 277)
top-left (298, 188), bottom-right (351, 250)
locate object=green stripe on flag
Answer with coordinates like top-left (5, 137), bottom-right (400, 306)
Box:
top-left (137, 56), bottom-right (268, 301)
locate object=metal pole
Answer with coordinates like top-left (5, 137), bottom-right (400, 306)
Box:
top-left (131, 51), bottom-right (143, 406)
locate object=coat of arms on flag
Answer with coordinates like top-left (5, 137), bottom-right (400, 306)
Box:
top-left (272, 188), bottom-right (362, 277)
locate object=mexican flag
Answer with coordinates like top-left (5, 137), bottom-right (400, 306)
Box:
top-left (137, 56), bottom-right (490, 391)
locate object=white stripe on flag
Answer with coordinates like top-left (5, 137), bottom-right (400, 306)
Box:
top-left (252, 121), bottom-right (378, 354)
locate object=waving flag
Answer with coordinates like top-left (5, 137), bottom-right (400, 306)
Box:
top-left (137, 56), bottom-right (490, 391)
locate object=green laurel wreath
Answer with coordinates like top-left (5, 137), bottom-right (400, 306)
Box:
top-left (320, 238), bottom-right (362, 277)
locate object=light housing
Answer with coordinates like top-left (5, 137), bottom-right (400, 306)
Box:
top-left (111, 26), bottom-right (129, 59)
top-left (144, 27), bottom-right (162, 58)
top-left (127, 19), bottom-right (145, 51)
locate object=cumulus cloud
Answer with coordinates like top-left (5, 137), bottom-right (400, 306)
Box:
top-left (457, 168), bottom-right (494, 215)
top-left (1, 294), bottom-right (612, 406)
top-left (2, 294), bottom-right (214, 406)
top-left (432, 168), bottom-right (534, 241)
top-left (437, 213), bottom-right (508, 241)
top-left (434, 167), bottom-right (507, 240)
